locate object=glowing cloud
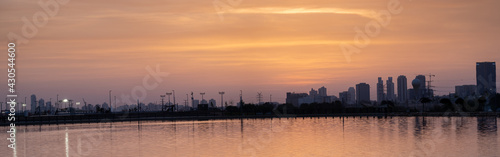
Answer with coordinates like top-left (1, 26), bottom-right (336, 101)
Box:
top-left (227, 7), bottom-right (376, 19)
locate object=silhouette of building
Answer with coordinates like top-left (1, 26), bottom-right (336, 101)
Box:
top-left (397, 75), bottom-right (408, 103)
top-left (286, 92), bottom-right (308, 107)
top-left (38, 98), bottom-right (45, 113)
top-left (30, 94), bottom-right (36, 113)
top-left (356, 83), bottom-right (370, 105)
top-left (339, 91), bottom-right (349, 104)
top-left (348, 87), bottom-right (356, 105)
top-left (415, 75), bottom-right (427, 97)
top-left (200, 99), bottom-right (208, 105)
top-left (377, 77), bottom-right (384, 103)
top-left (209, 99), bottom-right (216, 107)
top-left (386, 77), bottom-right (395, 101)
top-left (476, 62), bottom-right (496, 96)
top-left (318, 86), bottom-right (327, 97)
top-left (455, 85), bottom-right (477, 98)
top-left (192, 99), bottom-right (199, 108)
top-left (309, 88), bottom-right (318, 99)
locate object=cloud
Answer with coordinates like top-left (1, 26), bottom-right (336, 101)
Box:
top-left (227, 7), bottom-right (376, 19)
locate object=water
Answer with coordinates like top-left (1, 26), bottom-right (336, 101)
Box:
top-left (1, 117), bottom-right (499, 157)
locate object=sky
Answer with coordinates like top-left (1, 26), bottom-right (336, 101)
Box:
top-left (1, 0), bottom-right (499, 107)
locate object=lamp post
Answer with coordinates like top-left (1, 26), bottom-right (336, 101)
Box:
top-left (76, 102), bottom-right (80, 113)
top-left (172, 90), bottom-right (176, 112)
top-left (63, 99), bottom-right (69, 112)
top-left (22, 103), bottom-right (26, 114)
top-left (219, 92), bottom-right (225, 109)
top-left (109, 90), bottom-right (112, 112)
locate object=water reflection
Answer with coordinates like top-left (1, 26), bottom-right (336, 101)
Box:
top-left (477, 117), bottom-right (498, 156)
top-left (1, 117), bottom-right (499, 156)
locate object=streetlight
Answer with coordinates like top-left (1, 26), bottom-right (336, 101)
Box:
top-left (219, 92), bottom-right (225, 109)
top-left (109, 90), bottom-right (112, 112)
top-left (76, 102), bottom-right (80, 113)
top-left (22, 103), bottom-right (26, 113)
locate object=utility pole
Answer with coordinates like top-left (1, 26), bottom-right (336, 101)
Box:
top-left (160, 95), bottom-right (165, 111)
top-left (257, 92), bottom-right (262, 104)
top-left (109, 90), bottom-right (112, 112)
top-left (172, 90), bottom-right (176, 112)
top-left (114, 96), bottom-right (116, 112)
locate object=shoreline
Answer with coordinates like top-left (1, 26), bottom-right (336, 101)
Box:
top-left (1, 112), bottom-right (499, 126)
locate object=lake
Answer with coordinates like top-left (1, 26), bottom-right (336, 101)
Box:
top-left (1, 116), bottom-right (499, 156)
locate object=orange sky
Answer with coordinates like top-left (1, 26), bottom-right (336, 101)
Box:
top-left (1, 0), bottom-right (499, 105)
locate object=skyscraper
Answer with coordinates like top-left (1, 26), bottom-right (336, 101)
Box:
top-left (348, 87), bottom-right (356, 104)
top-left (39, 98), bottom-right (45, 113)
top-left (30, 94), bottom-right (36, 113)
top-left (377, 77), bottom-right (384, 103)
top-left (318, 86), bottom-right (327, 97)
top-left (415, 75), bottom-right (426, 89)
top-left (415, 75), bottom-right (427, 97)
top-left (397, 75), bottom-right (408, 103)
top-left (356, 83), bottom-right (370, 105)
top-left (476, 62), bottom-right (496, 96)
top-left (386, 77), bottom-right (395, 101)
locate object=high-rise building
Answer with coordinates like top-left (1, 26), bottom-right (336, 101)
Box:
top-left (397, 75), bottom-right (408, 103)
top-left (348, 87), bottom-right (356, 104)
top-left (318, 86), bottom-right (327, 97)
top-left (455, 85), bottom-right (477, 98)
top-left (339, 91), bottom-right (349, 105)
top-left (377, 77), bottom-right (384, 103)
top-left (415, 75), bottom-right (426, 89)
top-left (38, 98), bottom-right (45, 113)
top-left (30, 94), bottom-right (36, 113)
top-left (356, 83), bottom-right (370, 105)
top-left (476, 62), bottom-right (496, 96)
top-left (415, 75), bottom-right (427, 97)
top-left (309, 88), bottom-right (318, 97)
top-left (386, 77), bottom-right (395, 101)
top-left (286, 92), bottom-right (309, 107)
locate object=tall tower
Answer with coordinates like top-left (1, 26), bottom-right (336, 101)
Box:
top-left (397, 75), bottom-right (408, 103)
top-left (318, 86), bottom-right (327, 97)
top-left (377, 77), bottom-right (384, 103)
top-left (30, 94), bottom-right (37, 113)
top-left (476, 62), bottom-right (496, 96)
top-left (356, 83), bottom-right (370, 105)
top-left (348, 87), bottom-right (356, 105)
top-left (386, 77), bottom-right (395, 101)
top-left (415, 75), bottom-right (426, 97)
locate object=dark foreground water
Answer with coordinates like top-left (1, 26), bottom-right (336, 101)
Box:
top-left (1, 116), bottom-right (499, 157)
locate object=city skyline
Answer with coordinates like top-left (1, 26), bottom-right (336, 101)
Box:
top-left (1, 0), bottom-right (500, 106)
top-left (3, 66), bottom-right (499, 109)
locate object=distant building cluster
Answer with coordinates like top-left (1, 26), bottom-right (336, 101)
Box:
top-left (285, 62), bottom-right (497, 109)
top-left (286, 86), bottom-right (339, 107)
